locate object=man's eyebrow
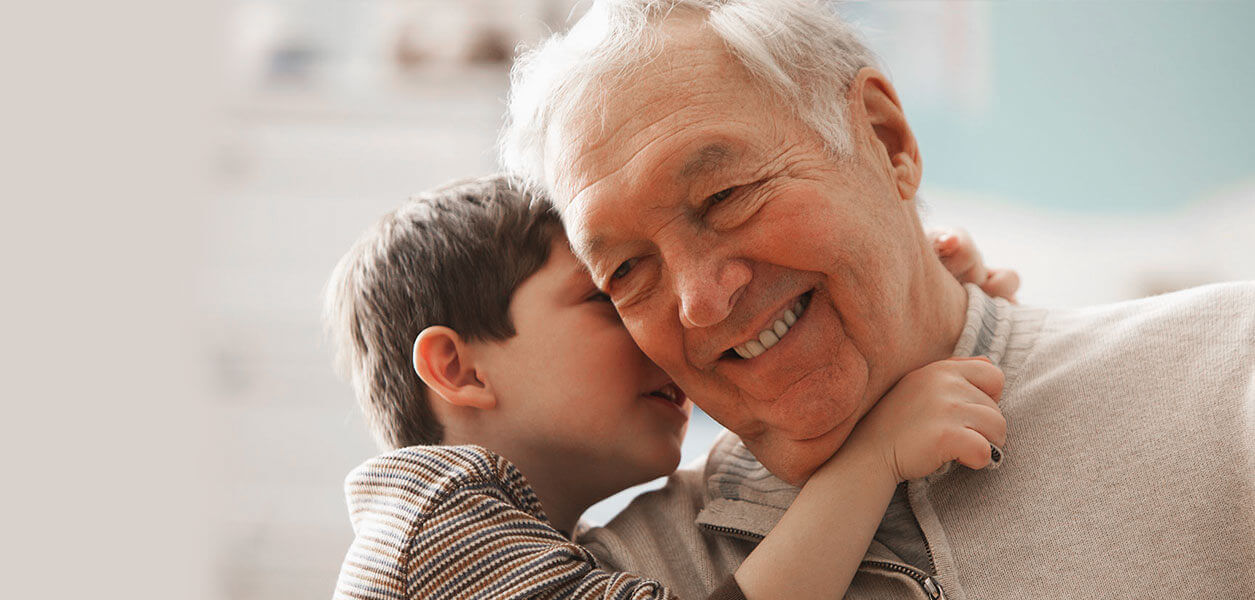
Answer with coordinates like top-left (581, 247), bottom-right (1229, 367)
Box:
top-left (576, 236), bottom-right (604, 265)
top-left (679, 142), bottom-right (737, 180)
top-left (574, 144), bottom-right (736, 279)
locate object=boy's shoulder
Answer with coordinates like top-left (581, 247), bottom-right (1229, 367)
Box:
top-left (344, 444), bottom-right (545, 532)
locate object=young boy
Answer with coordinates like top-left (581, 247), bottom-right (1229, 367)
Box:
top-left (324, 174), bottom-right (1010, 599)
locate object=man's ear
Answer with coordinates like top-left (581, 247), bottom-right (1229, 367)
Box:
top-left (851, 67), bottom-right (922, 202)
top-left (412, 326), bottom-right (496, 410)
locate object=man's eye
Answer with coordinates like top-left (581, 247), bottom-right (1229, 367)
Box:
top-left (611, 258), bottom-right (638, 280)
top-left (707, 187), bottom-right (735, 206)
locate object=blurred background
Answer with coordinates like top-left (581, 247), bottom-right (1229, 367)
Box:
top-left (10, 1), bottom-right (1248, 599)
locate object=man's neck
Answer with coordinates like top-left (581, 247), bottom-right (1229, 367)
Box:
top-left (883, 219), bottom-right (979, 380)
top-left (917, 259), bottom-right (971, 362)
top-left (886, 240), bottom-right (973, 386)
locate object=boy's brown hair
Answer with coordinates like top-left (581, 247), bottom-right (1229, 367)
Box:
top-left (324, 174), bottom-right (562, 449)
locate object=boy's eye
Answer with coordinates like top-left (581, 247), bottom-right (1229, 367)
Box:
top-left (611, 258), bottom-right (638, 280)
top-left (587, 291), bottom-right (612, 303)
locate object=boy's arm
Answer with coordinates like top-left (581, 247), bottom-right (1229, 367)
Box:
top-left (733, 358), bottom-right (1006, 599)
top-left (401, 486), bottom-right (678, 599)
top-left (734, 438), bottom-right (897, 599)
top-left (334, 445), bottom-right (739, 600)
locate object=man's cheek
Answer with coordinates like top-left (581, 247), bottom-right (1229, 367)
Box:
top-left (623, 313), bottom-right (670, 364)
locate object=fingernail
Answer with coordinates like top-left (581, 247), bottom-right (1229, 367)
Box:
top-left (987, 444), bottom-right (1004, 470)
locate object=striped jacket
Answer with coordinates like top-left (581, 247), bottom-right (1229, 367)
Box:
top-left (332, 445), bottom-right (679, 599)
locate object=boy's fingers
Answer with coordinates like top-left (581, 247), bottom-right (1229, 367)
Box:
top-left (953, 428), bottom-right (995, 470)
top-left (933, 228), bottom-right (987, 285)
top-left (962, 403), bottom-right (1007, 447)
top-left (927, 228), bottom-right (959, 257)
top-left (948, 358), bottom-right (1005, 402)
top-left (982, 268), bottom-right (1021, 304)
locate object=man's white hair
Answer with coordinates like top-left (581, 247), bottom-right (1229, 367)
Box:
top-left (499, 0), bottom-right (879, 197)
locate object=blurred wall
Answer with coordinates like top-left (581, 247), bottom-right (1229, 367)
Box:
top-left (846, 2), bottom-right (1255, 212)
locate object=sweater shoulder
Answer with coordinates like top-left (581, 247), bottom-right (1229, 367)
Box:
top-left (1017, 281), bottom-right (1255, 398)
top-left (1043, 281), bottom-right (1255, 345)
top-left (343, 444), bottom-right (542, 533)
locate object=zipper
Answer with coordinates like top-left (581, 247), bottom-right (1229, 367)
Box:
top-left (904, 481), bottom-right (939, 575)
top-left (699, 523), bottom-right (764, 542)
top-left (861, 560), bottom-right (944, 599)
top-left (901, 481), bottom-right (944, 599)
top-left (701, 523), bottom-right (944, 599)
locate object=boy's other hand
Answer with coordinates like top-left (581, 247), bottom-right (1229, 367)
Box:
top-left (847, 357), bottom-right (1007, 483)
top-left (930, 227), bottom-right (1020, 303)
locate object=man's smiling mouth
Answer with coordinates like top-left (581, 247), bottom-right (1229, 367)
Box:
top-left (724, 290), bottom-right (814, 360)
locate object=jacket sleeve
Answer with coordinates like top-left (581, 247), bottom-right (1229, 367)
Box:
top-left (403, 484), bottom-right (679, 600)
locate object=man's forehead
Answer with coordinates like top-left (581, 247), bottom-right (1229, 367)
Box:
top-left (560, 196), bottom-right (609, 262)
top-left (547, 20), bottom-right (770, 263)
top-left (561, 136), bottom-right (748, 249)
top-left (546, 21), bottom-right (748, 197)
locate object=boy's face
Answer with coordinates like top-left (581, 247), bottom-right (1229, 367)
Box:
top-left (475, 238), bottom-right (692, 498)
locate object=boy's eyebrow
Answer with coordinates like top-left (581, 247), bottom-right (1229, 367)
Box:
top-left (561, 261), bottom-right (596, 293)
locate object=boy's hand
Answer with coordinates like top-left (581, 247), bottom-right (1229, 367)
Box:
top-left (930, 227), bottom-right (1020, 303)
top-left (845, 357), bottom-right (1006, 483)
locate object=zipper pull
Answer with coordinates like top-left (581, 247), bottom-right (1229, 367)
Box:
top-left (922, 576), bottom-right (944, 599)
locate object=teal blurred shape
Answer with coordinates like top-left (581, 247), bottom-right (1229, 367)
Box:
top-left (902, 3), bottom-right (1255, 213)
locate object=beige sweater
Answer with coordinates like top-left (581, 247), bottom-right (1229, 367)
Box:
top-left (579, 282), bottom-right (1255, 599)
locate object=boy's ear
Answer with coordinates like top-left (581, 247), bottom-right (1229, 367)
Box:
top-left (412, 326), bottom-right (496, 410)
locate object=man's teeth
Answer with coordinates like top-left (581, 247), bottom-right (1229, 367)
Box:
top-left (732, 298), bottom-right (805, 359)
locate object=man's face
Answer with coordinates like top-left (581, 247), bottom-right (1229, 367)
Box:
top-left (548, 22), bottom-right (928, 484)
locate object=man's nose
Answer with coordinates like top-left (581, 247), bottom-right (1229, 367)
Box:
top-left (673, 253), bottom-right (751, 329)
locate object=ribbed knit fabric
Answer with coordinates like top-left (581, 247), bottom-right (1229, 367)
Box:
top-left (581, 282), bottom-right (1255, 599)
top-left (706, 578), bottom-right (747, 600)
top-left (332, 445), bottom-right (678, 599)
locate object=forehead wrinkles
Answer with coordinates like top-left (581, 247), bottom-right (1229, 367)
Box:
top-left (554, 23), bottom-right (780, 263)
top-left (557, 61), bottom-right (726, 196)
top-left (551, 20), bottom-right (750, 202)
top-left (560, 100), bottom-right (730, 262)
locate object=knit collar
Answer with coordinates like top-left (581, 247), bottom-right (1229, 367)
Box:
top-left (952, 283), bottom-right (1014, 363)
top-left (952, 283), bottom-right (1046, 389)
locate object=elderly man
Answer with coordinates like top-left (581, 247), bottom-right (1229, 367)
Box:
top-left (501, 1), bottom-right (1255, 598)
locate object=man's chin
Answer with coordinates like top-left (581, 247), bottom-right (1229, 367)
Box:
top-left (745, 424), bottom-right (855, 486)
